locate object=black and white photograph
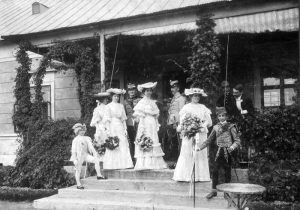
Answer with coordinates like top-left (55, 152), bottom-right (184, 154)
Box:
top-left (0, 0), bottom-right (299, 210)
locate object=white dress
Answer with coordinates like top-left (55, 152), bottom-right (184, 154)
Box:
top-left (173, 103), bottom-right (212, 182)
top-left (133, 97), bottom-right (167, 170)
top-left (103, 102), bottom-right (133, 169)
top-left (90, 103), bottom-right (107, 144)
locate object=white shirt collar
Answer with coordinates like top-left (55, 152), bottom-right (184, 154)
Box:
top-left (220, 120), bottom-right (227, 125)
top-left (236, 95), bottom-right (242, 101)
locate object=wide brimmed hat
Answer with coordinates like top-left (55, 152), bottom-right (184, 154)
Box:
top-left (137, 82), bottom-right (157, 92)
top-left (127, 83), bottom-right (136, 90)
top-left (94, 92), bottom-right (110, 98)
top-left (216, 107), bottom-right (227, 115)
top-left (184, 88), bottom-right (207, 97)
top-left (72, 123), bottom-right (86, 135)
top-left (170, 80), bottom-right (179, 87)
top-left (106, 88), bottom-right (126, 95)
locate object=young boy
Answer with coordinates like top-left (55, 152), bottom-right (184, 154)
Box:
top-left (200, 107), bottom-right (240, 199)
top-left (70, 123), bottom-right (106, 189)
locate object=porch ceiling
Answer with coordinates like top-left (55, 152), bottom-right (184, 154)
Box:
top-left (110, 8), bottom-right (299, 36)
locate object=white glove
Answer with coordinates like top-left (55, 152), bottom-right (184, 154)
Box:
top-left (241, 110), bottom-right (248, 114)
top-left (73, 160), bottom-right (78, 166)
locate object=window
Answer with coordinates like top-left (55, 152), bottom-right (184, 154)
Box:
top-left (263, 77), bottom-right (297, 107)
top-left (30, 85), bottom-right (52, 119)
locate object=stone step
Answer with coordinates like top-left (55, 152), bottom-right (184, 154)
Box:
top-left (34, 192), bottom-right (234, 210)
top-left (101, 168), bottom-right (249, 183)
top-left (102, 169), bottom-right (174, 180)
top-left (57, 188), bottom-right (228, 207)
top-left (34, 197), bottom-right (235, 210)
top-left (75, 177), bottom-right (212, 193)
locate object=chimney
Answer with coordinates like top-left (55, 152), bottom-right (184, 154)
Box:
top-left (32, 2), bottom-right (49, 15)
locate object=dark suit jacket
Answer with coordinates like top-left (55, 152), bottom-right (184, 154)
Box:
top-left (217, 94), bottom-right (254, 120)
top-left (237, 94), bottom-right (254, 116)
top-left (216, 93), bottom-right (239, 117)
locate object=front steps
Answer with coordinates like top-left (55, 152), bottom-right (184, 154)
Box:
top-left (34, 169), bottom-right (234, 210)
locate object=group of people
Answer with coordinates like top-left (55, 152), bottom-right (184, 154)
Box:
top-left (70, 79), bottom-right (253, 200)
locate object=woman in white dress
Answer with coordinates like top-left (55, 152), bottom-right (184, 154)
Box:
top-left (133, 82), bottom-right (167, 170)
top-left (103, 88), bottom-right (133, 169)
top-left (173, 88), bottom-right (212, 182)
top-left (90, 92), bottom-right (110, 145)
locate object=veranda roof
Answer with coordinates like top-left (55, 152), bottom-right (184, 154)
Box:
top-left (0, 0), bottom-right (228, 37)
top-left (118, 8), bottom-right (299, 36)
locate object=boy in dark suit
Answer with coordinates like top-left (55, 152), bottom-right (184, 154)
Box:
top-left (200, 107), bottom-right (241, 199)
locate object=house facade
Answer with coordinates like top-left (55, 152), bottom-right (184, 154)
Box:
top-left (0, 0), bottom-right (299, 165)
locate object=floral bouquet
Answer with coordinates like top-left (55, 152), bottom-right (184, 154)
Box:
top-left (181, 113), bottom-right (204, 139)
top-left (92, 139), bottom-right (106, 156)
top-left (135, 134), bottom-right (153, 152)
top-left (105, 136), bottom-right (120, 150)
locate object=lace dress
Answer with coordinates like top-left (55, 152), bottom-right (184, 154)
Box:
top-left (173, 103), bottom-right (212, 182)
top-left (103, 102), bottom-right (133, 169)
top-left (133, 97), bottom-right (167, 170)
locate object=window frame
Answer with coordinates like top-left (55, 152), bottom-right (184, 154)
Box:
top-left (30, 82), bottom-right (55, 119)
top-left (262, 76), bottom-right (297, 108)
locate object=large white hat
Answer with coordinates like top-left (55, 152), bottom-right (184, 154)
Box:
top-left (106, 88), bottom-right (126, 95)
top-left (94, 92), bottom-right (110, 98)
top-left (137, 82), bottom-right (157, 92)
top-left (184, 88), bottom-right (207, 97)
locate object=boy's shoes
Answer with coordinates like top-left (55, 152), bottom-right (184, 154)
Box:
top-left (97, 175), bottom-right (107, 180)
top-left (206, 191), bottom-right (217, 200)
top-left (77, 185), bottom-right (84, 190)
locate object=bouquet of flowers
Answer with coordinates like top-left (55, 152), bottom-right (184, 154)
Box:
top-left (135, 134), bottom-right (153, 152)
top-left (181, 113), bottom-right (204, 139)
top-left (105, 136), bottom-right (120, 150)
top-left (92, 139), bottom-right (106, 156)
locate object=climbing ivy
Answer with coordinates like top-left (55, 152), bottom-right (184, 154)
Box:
top-left (47, 41), bottom-right (97, 123)
top-left (12, 42), bottom-right (33, 134)
top-left (186, 14), bottom-right (221, 98)
top-left (13, 40), bottom-right (97, 134)
top-left (11, 40), bottom-right (97, 189)
top-left (31, 55), bottom-right (50, 120)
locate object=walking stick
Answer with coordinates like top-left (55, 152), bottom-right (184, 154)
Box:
top-left (193, 159), bottom-right (196, 208)
top-left (189, 137), bottom-right (196, 208)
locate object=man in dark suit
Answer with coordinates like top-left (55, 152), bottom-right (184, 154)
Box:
top-left (123, 83), bottom-right (141, 160)
top-left (216, 81), bottom-right (238, 120)
top-left (232, 84), bottom-right (254, 163)
top-left (232, 84), bottom-right (254, 118)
